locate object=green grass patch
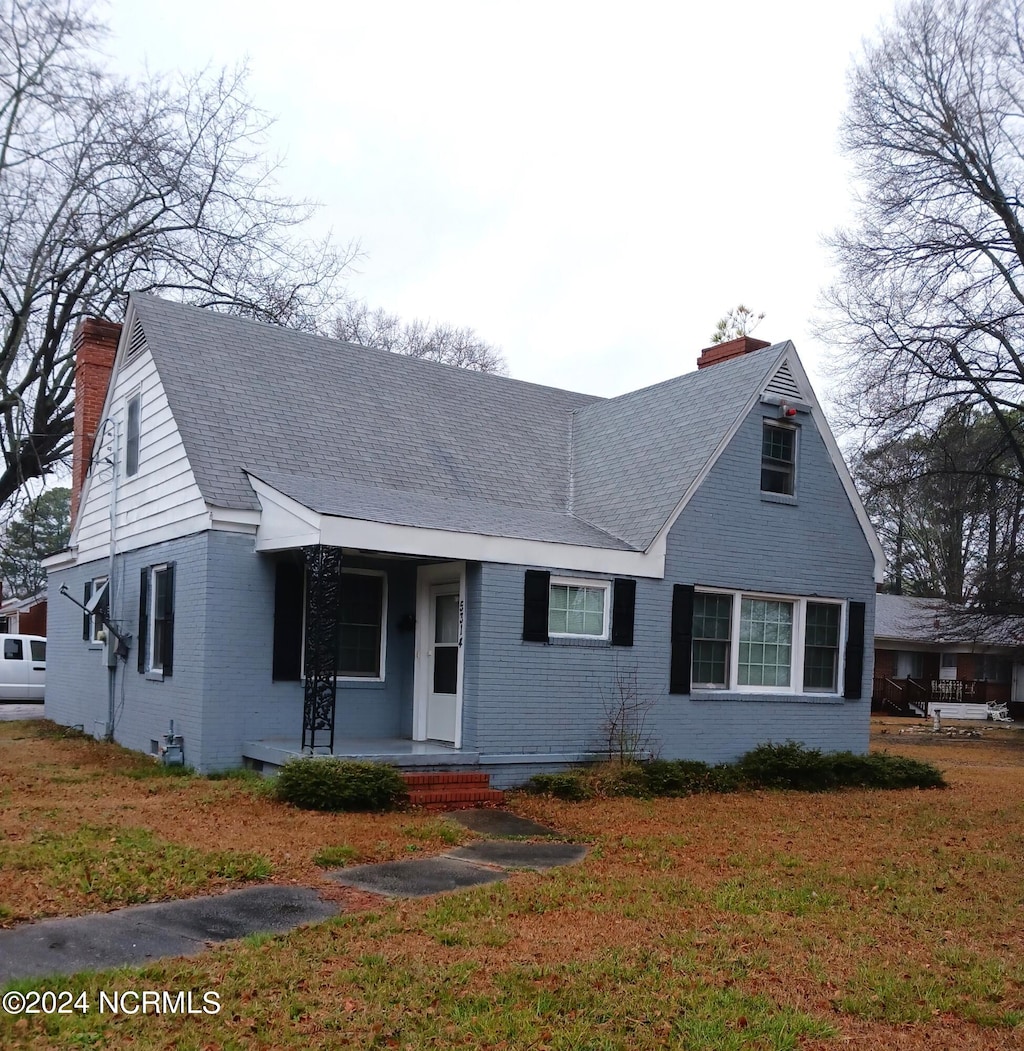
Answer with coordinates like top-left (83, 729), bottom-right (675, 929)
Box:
top-left (311, 844), bottom-right (359, 868)
top-left (0, 826), bottom-right (271, 907)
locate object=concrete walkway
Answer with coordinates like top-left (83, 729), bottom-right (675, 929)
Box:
top-left (0, 810), bottom-right (586, 985)
top-left (0, 886), bottom-right (339, 983)
top-left (0, 701), bottom-right (45, 722)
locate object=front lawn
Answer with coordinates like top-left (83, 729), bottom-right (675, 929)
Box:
top-left (2, 717), bottom-right (1023, 1050)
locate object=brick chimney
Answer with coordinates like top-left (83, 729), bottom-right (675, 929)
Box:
top-left (71, 318), bottom-right (121, 524)
top-left (697, 335), bottom-right (772, 370)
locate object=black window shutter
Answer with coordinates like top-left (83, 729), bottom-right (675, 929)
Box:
top-left (843, 600), bottom-right (866, 699)
top-left (83, 581), bottom-right (93, 640)
top-left (611, 578), bottom-right (636, 647)
top-left (273, 558), bottom-right (304, 681)
top-left (522, 570), bottom-right (550, 642)
top-left (138, 568), bottom-right (148, 673)
top-left (669, 584), bottom-right (695, 695)
top-left (161, 562), bottom-right (175, 678)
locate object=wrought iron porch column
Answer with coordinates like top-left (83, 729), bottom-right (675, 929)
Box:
top-left (302, 545), bottom-right (343, 753)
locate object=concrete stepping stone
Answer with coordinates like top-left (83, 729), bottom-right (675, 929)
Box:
top-left (328, 857), bottom-right (508, 898)
top-left (447, 836), bottom-right (588, 870)
top-left (445, 841), bottom-right (588, 871)
top-left (446, 808), bottom-right (560, 838)
top-left (0, 885), bottom-right (339, 984)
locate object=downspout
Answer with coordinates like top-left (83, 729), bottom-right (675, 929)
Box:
top-left (95, 416), bottom-right (120, 741)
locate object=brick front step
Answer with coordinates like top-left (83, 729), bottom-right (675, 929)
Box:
top-left (402, 771), bottom-right (503, 810)
top-left (402, 771), bottom-right (491, 788)
top-left (406, 787), bottom-right (506, 810)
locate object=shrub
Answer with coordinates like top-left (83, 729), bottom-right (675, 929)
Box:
top-left (735, 741), bottom-right (836, 791)
top-left (522, 742), bottom-right (945, 802)
top-left (853, 752), bottom-right (946, 789)
top-left (274, 758), bottom-right (407, 812)
top-left (525, 771), bottom-right (594, 801)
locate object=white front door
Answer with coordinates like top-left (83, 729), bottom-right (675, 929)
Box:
top-left (413, 562), bottom-right (466, 747)
top-left (426, 584), bottom-right (460, 743)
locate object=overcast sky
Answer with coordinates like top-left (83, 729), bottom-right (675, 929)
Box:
top-left (105, 0), bottom-right (898, 402)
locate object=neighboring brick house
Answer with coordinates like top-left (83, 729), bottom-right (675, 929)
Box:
top-left (872, 594), bottom-right (1024, 715)
top-left (0, 592), bottom-right (46, 636)
top-left (43, 295), bottom-right (883, 783)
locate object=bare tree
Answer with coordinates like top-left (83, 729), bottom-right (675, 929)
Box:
top-left (333, 299), bottom-right (507, 373)
top-left (823, 0), bottom-right (1024, 480)
top-left (0, 0), bottom-right (356, 512)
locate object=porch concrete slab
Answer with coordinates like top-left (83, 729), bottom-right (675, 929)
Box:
top-left (447, 809), bottom-right (560, 838)
top-left (328, 857), bottom-right (508, 898)
top-left (446, 842), bottom-right (589, 871)
top-left (243, 737), bottom-right (480, 770)
top-left (0, 885), bottom-right (340, 984)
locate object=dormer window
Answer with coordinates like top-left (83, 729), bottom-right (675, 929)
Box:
top-left (126, 392), bottom-right (141, 477)
top-left (761, 421), bottom-right (796, 496)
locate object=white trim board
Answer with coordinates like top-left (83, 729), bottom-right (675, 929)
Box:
top-left (246, 475), bottom-right (668, 578)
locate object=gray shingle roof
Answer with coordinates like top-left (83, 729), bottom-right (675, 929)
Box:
top-left (572, 345), bottom-right (789, 548)
top-left (131, 294), bottom-right (791, 552)
top-left (875, 594), bottom-right (1024, 646)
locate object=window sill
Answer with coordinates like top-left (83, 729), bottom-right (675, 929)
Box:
top-left (690, 691), bottom-right (845, 705)
top-left (144, 670), bottom-right (165, 682)
top-left (337, 678), bottom-right (386, 690)
top-left (760, 492), bottom-right (798, 506)
top-left (547, 636), bottom-right (610, 648)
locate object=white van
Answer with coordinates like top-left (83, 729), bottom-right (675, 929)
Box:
top-left (0, 635), bottom-right (45, 702)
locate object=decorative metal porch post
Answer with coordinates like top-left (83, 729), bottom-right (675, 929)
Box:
top-left (301, 545), bottom-right (343, 753)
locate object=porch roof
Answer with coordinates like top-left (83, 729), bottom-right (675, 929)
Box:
top-left (245, 467), bottom-right (637, 551)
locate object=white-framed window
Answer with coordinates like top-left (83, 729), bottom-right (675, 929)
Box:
top-left (139, 562), bottom-right (174, 678)
top-left (896, 650), bottom-right (924, 679)
top-left (978, 654), bottom-right (1011, 682)
top-left (547, 577), bottom-right (611, 640)
top-left (90, 576), bottom-right (108, 642)
top-left (761, 421), bottom-right (797, 496)
top-left (86, 576), bottom-right (108, 643)
top-left (692, 588), bottom-right (844, 694)
top-left (336, 569), bottom-right (387, 680)
top-left (125, 391), bottom-right (141, 477)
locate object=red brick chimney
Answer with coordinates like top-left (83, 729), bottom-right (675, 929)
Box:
top-left (71, 318), bottom-right (121, 524)
top-left (697, 335), bottom-right (772, 370)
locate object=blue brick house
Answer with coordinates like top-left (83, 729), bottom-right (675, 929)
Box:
top-left (44, 296), bottom-right (884, 785)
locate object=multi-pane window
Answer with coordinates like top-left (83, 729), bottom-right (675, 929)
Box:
top-left (692, 590), bottom-right (844, 694)
top-left (150, 565), bottom-right (171, 674)
top-left (803, 602), bottom-right (840, 691)
top-left (86, 576), bottom-right (108, 643)
top-left (139, 561), bottom-right (174, 678)
top-left (126, 393), bottom-right (141, 477)
top-left (691, 592), bottom-right (732, 687)
top-left (739, 598), bottom-right (793, 687)
top-left (895, 650), bottom-right (924, 679)
top-left (548, 579), bottom-right (610, 639)
top-left (336, 572), bottom-right (385, 678)
top-left (761, 422), bottom-right (796, 495)
top-left (978, 654), bottom-right (1011, 682)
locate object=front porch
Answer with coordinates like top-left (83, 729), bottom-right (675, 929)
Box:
top-left (242, 735), bottom-right (479, 772)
